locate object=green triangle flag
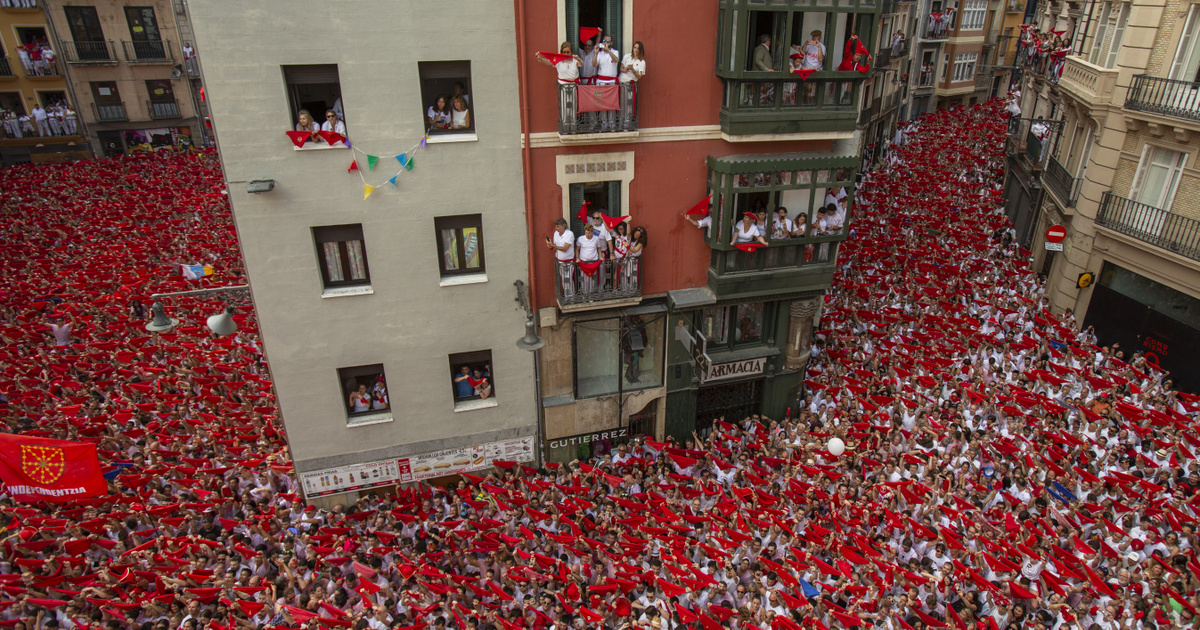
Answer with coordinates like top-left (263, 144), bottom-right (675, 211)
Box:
top-left (366, 155), bottom-right (379, 171)
top-left (405, 156), bottom-right (414, 171)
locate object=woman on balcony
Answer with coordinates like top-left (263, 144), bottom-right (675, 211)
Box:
top-left (536, 42), bottom-right (583, 84)
top-left (626, 226), bottom-right (646, 292)
top-left (732, 212), bottom-right (768, 247)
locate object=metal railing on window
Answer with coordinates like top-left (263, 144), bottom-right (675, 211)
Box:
top-left (92, 101), bottom-right (128, 122)
top-left (557, 82), bottom-right (638, 134)
top-left (123, 39), bottom-right (172, 62)
top-left (0, 56), bottom-right (13, 77)
top-left (1096, 192), bottom-right (1200, 262)
top-left (1044, 155), bottom-right (1080, 206)
top-left (63, 41), bottom-right (116, 63)
top-left (148, 99), bottom-right (180, 120)
top-left (737, 79), bottom-right (858, 110)
top-left (1, 0), bottom-right (40, 8)
top-left (555, 259), bottom-right (642, 306)
top-left (1126, 74), bottom-right (1200, 122)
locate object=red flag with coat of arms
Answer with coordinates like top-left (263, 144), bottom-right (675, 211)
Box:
top-left (0, 434), bottom-right (107, 503)
top-left (578, 85), bottom-right (621, 112)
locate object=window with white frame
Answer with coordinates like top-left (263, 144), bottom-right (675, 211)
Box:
top-left (952, 52), bottom-right (978, 82)
top-left (1170, 5), bottom-right (1200, 83)
top-left (1130, 146), bottom-right (1188, 212)
top-left (961, 0), bottom-right (987, 30)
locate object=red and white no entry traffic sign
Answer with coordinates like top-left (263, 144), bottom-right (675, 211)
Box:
top-left (1046, 225), bottom-right (1067, 243)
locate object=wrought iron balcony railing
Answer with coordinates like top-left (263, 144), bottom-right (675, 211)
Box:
top-left (0, 56), bottom-right (13, 78)
top-left (63, 41), bottom-right (117, 64)
top-left (92, 101), bottom-right (127, 123)
top-left (148, 99), bottom-right (180, 119)
top-left (558, 82), bottom-right (638, 135)
top-left (123, 39), bottom-right (172, 62)
top-left (555, 258), bottom-right (643, 307)
top-left (1097, 191), bottom-right (1200, 262)
top-left (1126, 74), bottom-right (1200, 123)
top-left (1043, 155), bottom-right (1080, 206)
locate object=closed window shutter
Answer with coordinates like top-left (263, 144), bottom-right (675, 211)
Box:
top-left (607, 0), bottom-right (623, 51)
top-left (283, 64), bottom-right (340, 84)
top-left (569, 183), bottom-right (586, 238)
top-left (566, 0), bottom-right (579, 52)
top-left (607, 180), bottom-right (622, 218)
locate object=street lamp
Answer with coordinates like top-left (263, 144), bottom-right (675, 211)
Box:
top-left (513, 280), bottom-right (545, 351)
top-left (144, 285), bottom-right (250, 336)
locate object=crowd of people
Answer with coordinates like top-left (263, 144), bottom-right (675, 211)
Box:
top-left (14, 41), bottom-right (58, 77)
top-left (536, 29), bottom-right (646, 131)
top-left (547, 210), bottom-right (646, 300)
top-left (1, 103), bottom-right (77, 140)
top-left (2, 98), bottom-right (1199, 630)
top-left (1019, 26), bottom-right (1072, 83)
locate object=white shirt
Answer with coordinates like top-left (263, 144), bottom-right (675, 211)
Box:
top-left (577, 233), bottom-right (602, 261)
top-left (733, 222), bottom-right (762, 243)
top-left (596, 46), bottom-right (620, 81)
top-left (553, 229), bottom-right (575, 260)
top-left (556, 59), bottom-right (580, 83)
top-left (321, 119), bottom-right (347, 136)
top-left (619, 54), bottom-right (645, 83)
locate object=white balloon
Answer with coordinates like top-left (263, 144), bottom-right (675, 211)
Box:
top-left (827, 437), bottom-right (845, 456)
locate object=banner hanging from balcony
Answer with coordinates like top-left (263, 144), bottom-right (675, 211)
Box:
top-left (284, 130), bottom-right (429, 200)
top-left (578, 85), bottom-right (621, 112)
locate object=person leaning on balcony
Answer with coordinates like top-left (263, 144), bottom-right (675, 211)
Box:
top-left (576, 223), bottom-right (605, 294)
top-left (295, 109), bottom-right (320, 142)
top-left (321, 109), bottom-right (346, 138)
top-left (536, 42), bottom-right (583, 84)
top-left (625, 226), bottom-right (645, 291)
top-left (754, 35), bottom-right (776, 71)
top-left (732, 212), bottom-right (768, 246)
top-left (546, 218), bottom-right (576, 297)
top-left (619, 41), bottom-right (646, 84)
top-left (801, 32), bottom-right (825, 70)
top-left (772, 207), bottom-right (794, 240)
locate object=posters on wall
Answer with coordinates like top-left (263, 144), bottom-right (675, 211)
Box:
top-left (300, 436), bottom-right (536, 499)
top-left (124, 126), bottom-right (193, 152)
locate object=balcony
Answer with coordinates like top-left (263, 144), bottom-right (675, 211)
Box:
top-left (63, 41), bottom-right (118, 64)
top-left (1097, 192), bottom-right (1200, 262)
top-left (148, 98), bottom-right (180, 120)
top-left (555, 259), bottom-right (642, 311)
top-left (557, 83), bottom-right (637, 137)
top-left (878, 39), bottom-right (909, 66)
top-left (1007, 0), bottom-right (1026, 12)
top-left (2, 0), bottom-right (39, 9)
top-left (1043, 155), bottom-right (1080, 207)
top-left (0, 56), bottom-right (13, 78)
top-left (123, 39), bottom-right (172, 63)
top-left (1126, 74), bottom-right (1200, 123)
top-left (922, 22), bottom-right (951, 41)
top-left (721, 76), bottom-right (862, 136)
top-left (25, 59), bottom-right (63, 78)
top-left (1058, 56), bottom-right (1118, 108)
top-left (92, 101), bottom-right (128, 123)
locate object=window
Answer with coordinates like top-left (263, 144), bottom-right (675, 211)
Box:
top-left (434, 215), bottom-right (485, 277)
top-left (0, 93), bottom-right (24, 116)
top-left (146, 79), bottom-right (177, 118)
top-left (569, 180), bottom-right (622, 239)
top-left (1088, 2), bottom-right (1112, 65)
top-left (91, 81), bottom-right (125, 121)
top-left (952, 52), bottom-right (978, 82)
top-left (940, 54), bottom-right (949, 81)
top-left (1130, 146), bottom-right (1187, 212)
top-left (1170, 5), bottom-right (1200, 83)
top-left (1104, 3), bottom-right (1129, 69)
top-left (449, 350), bottom-right (495, 408)
top-left (283, 64), bottom-right (343, 134)
top-left (574, 315), bottom-right (664, 398)
top-left (64, 6), bottom-right (110, 62)
top-left (698, 302), bottom-right (766, 348)
top-left (418, 61), bottom-right (474, 135)
top-left (960, 0), bottom-right (987, 30)
top-left (125, 7), bottom-right (166, 59)
top-left (338, 364), bottom-right (390, 424)
top-left (313, 224), bottom-right (370, 290)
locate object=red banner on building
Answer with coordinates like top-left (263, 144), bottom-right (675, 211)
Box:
top-left (0, 434), bottom-right (107, 503)
top-left (578, 85), bottom-right (621, 112)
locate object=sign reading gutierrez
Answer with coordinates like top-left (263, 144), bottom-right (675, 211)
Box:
top-left (0, 434), bottom-right (108, 503)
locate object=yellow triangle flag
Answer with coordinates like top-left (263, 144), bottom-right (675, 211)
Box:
top-left (363, 184), bottom-right (375, 200)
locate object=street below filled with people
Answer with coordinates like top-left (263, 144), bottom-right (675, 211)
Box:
top-left (2, 100), bottom-right (1199, 630)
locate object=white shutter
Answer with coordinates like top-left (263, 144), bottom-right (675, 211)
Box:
top-left (1169, 6), bottom-right (1200, 82)
top-left (1105, 3), bottom-right (1129, 69)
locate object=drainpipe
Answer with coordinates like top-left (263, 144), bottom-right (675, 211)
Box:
top-left (513, 0), bottom-right (546, 466)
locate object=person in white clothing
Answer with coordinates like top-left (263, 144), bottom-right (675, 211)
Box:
top-left (320, 109), bottom-right (346, 138)
top-left (618, 41), bottom-right (645, 127)
top-left (546, 218), bottom-right (576, 298)
top-left (732, 212), bottom-right (767, 246)
top-left (595, 35), bottom-right (620, 130)
top-left (576, 223), bottom-right (605, 294)
top-left (31, 105), bottom-right (49, 137)
top-left (537, 42), bottom-right (583, 85)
